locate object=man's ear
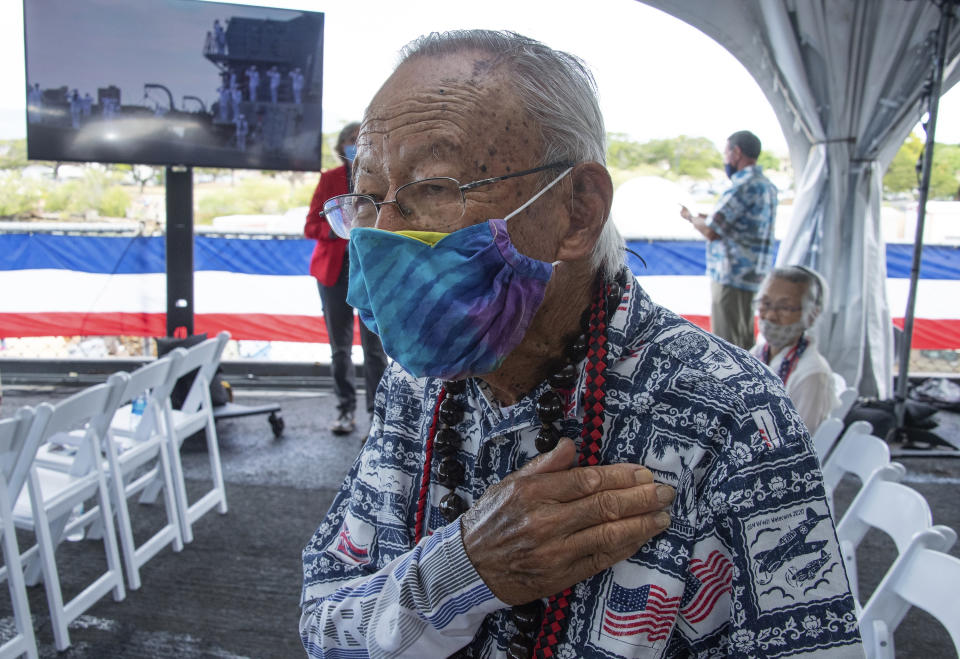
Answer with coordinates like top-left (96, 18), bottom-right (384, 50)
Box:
top-left (554, 162), bottom-right (613, 262)
top-left (730, 145), bottom-right (743, 168)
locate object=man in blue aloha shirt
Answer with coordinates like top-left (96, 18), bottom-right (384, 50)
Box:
top-left (301, 30), bottom-right (862, 659)
top-left (680, 131), bottom-right (778, 351)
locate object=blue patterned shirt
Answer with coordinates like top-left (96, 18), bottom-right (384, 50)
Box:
top-left (301, 281), bottom-right (863, 658)
top-left (706, 165), bottom-right (778, 291)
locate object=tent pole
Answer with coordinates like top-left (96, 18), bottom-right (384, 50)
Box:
top-left (893, 0), bottom-right (958, 430)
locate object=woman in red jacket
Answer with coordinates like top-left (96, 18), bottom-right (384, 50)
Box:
top-left (304, 122), bottom-right (387, 435)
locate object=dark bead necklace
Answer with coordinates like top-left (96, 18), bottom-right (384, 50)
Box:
top-left (414, 269), bottom-right (629, 659)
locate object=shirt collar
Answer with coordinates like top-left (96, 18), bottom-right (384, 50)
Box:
top-left (462, 278), bottom-right (655, 441)
top-left (731, 164), bottom-right (762, 183)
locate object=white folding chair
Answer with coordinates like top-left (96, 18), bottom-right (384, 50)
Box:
top-left (33, 357), bottom-right (187, 591)
top-left (810, 417), bottom-right (845, 464)
top-left (12, 379), bottom-right (127, 651)
top-left (0, 406), bottom-right (48, 659)
top-left (859, 529), bottom-right (960, 659)
top-left (102, 355), bottom-right (187, 590)
top-left (141, 331), bottom-right (229, 544)
top-left (835, 467), bottom-right (954, 612)
top-left (821, 422), bottom-right (904, 518)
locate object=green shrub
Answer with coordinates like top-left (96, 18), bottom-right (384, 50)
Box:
top-left (0, 172), bottom-right (46, 217)
top-left (291, 181), bottom-right (316, 207)
top-left (99, 186), bottom-right (130, 217)
top-left (195, 176), bottom-right (306, 224)
top-left (45, 179), bottom-right (80, 212)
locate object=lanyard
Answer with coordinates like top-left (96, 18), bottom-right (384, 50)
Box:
top-left (763, 334), bottom-right (808, 386)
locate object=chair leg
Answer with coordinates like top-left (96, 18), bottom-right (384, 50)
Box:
top-left (86, 510), bottom-right (105, 541)
top-left (204, 416), bottom-right (228, 515)
top-left (138, 477), bottom-right (162, 505)
top-left (1, 487), bottom-right (39, 659)
top-left (28, 478), bottom-right (71, 651)
top-left (165, 434), bottom-right (194, 544)
top-left (94, 472), bottom-right (127, 602)
top-left (157, 440), bottom-right (185, 553)
top-left (110, 463), bottom-right (142, 591)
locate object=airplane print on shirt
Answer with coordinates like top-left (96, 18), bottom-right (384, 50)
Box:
top-left (754, 507), bottom-right (831, 584)
top-left (744, 502), bottom-right (845, 613)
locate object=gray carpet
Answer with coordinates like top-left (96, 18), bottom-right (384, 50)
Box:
top-left (1, 385), bottom-right (959, 658)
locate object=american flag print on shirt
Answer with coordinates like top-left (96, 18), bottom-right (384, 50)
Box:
top-left (601, 583), bottom-right (680, 643)
top-left (680, 550), bottom-right (733, 624)
top-left (331, 524), bottom-right (370, 565)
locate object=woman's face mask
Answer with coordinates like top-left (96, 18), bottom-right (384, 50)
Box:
top-left (759, 318), bottom-right (805, 349)
top-left (346, 168), bottom-right (572, 380)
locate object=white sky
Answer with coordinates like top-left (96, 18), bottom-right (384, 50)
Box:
top-left (3, 0), bottom-right (960, 158)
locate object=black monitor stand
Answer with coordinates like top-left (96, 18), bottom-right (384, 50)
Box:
top-left (165, 166), bottom-right (194, 338)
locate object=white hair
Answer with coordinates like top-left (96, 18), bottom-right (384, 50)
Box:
top-left (397, 30), bottom-right (625, 281)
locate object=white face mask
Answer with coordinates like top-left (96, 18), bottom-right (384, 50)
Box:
top-left (759, 318), bottom-right (805, 349)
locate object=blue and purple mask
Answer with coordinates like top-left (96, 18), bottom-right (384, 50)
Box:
top-left (346, 168), bottom-right (570, 380)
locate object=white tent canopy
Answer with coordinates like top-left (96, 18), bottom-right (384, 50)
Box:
top-left (639, 0), bottom-right (960, 397)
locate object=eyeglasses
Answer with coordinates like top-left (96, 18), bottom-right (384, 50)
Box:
top-left (752, 299), bottom-right (803, 314)
top-left (319, 161), bottom-right (575, 239)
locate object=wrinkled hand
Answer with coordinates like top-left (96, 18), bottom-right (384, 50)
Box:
top-left (461, 438), bottom-right (674, 605)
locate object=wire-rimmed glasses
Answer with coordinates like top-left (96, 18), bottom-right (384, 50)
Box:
top-left (752, 298), bottom-right (803, 316)
top-left (319, 161), bottom-right (575, 239)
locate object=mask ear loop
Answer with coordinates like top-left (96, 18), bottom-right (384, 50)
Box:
top-left (503, 167), bottom-right (574, 268)
top-left (503, 167), bottom-right (574, 222)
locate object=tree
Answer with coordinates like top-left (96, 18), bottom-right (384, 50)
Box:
top-left (195, 168), bottom-right (231, 183)
top-left (112, 164), bottom-right (157, 193)
top-left (320, 130), bottom-right (342, 170)
top-left (607, 133), bottom-right (649, 169)
top-left (884, 133), bottom-right (924, 194)
top-left (757, 151), bottom-right (780, 171)
top-left (0, 139), bottom-right (28, 169)
top-left (667, 136), bottom-right (723, 178)
top-left (606, 134), bottom-right (723, 179)
top-left (930, 143), bottom-right (960, 199)
top-left (884, 133), bottom-right (960, 199)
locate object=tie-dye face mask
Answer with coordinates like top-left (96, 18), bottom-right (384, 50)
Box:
top-left (346, 168), bottom-right (571, 380)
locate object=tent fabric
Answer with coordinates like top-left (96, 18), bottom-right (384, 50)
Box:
top-left (2, 233), bottom-right (959, 350)
top-left (639, 0), bottom-right (960, 397)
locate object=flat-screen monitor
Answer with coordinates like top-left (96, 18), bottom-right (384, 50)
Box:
top-left (23, 0), bottom-right (324, 171)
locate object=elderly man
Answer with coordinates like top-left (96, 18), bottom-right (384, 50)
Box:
top-left (751, 266), bottom-right (840, 433)
top-left (301, 30), bottom-right (861, 658)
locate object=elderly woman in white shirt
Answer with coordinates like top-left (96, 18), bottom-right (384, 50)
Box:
top-left (750, 265), bottom-right (840, 432)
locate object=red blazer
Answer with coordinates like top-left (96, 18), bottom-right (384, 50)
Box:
top-left (304, 164), bottom-right (349, 286)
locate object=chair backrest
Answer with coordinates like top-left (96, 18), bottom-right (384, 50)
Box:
top-left (860, 528), bottom-right (960, 656)
top-left (113, 350), bottom-right (185, 442)
top-left (832, 386), bottom-right (858, 421)
top-left (821, 424), bottom-right (894, 492)
top-left (837, 474), bottom-right (936, 556)
top-left (175, 331), bottom-right (229, 414)
top-left (0, 404), bottom-right (52, 504)
top-left (43, 377), bottom-right (128, 474)
top-left (811, 417), bottom-right (845, 463)
top-left (46, 377), bottom-right (128, 440)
